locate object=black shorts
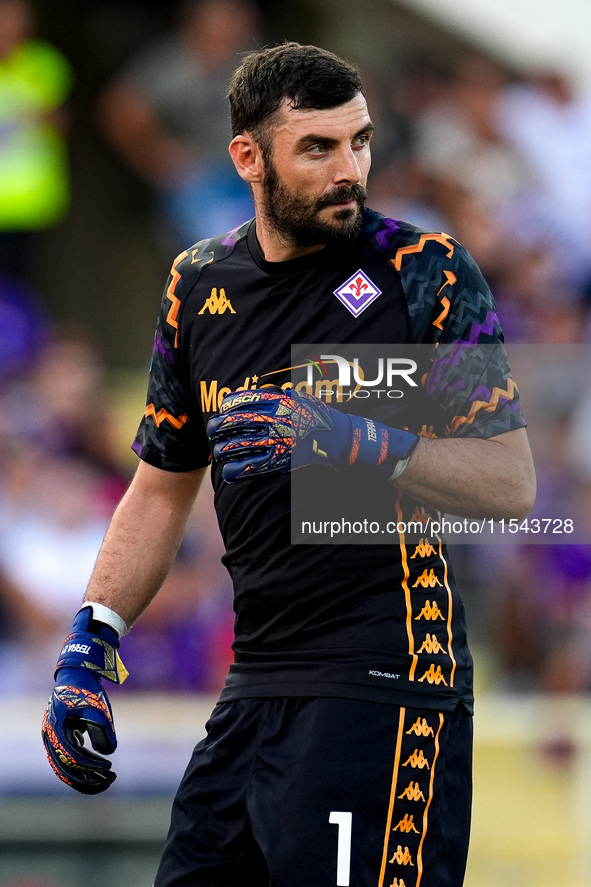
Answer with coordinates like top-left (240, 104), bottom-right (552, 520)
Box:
top-left (154, 697), bottom-right (473, 887)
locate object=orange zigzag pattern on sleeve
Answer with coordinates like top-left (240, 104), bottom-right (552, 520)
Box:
top-left (449, 378), bottom-right (518, 433)
top-left (166, 250), bottom-right (189, 347)
top-left (390, 232), bottom-right (455, 270)
top-left (144, 404), bottom-right (190, 430)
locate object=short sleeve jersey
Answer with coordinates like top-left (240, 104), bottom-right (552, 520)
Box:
top-left (133, 209), bottom-right (526, 712)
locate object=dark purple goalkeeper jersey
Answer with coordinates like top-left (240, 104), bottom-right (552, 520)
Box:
top-left (133, 209), bottom-right (526, 712)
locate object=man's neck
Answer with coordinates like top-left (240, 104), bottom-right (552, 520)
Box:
top-left (254, 216), bottom-right (325, 263)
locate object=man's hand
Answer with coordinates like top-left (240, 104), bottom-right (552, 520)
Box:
top-left (206, 387), bottom-right (418, 482)
top-left (42, 606), bottom-right (128, 794)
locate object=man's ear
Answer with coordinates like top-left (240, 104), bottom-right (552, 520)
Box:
top-left (229, 134), bottom-right (264, 184)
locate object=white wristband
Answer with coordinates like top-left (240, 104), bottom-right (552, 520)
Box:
top-left (81, 602), bottom-right (128, 638)
top-left (388, 455), bottom-right (411, 482)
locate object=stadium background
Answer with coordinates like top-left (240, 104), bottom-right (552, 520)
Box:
top-left (1, 0), bottom-right (591, 884)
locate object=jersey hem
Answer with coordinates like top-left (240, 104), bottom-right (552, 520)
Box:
top-left (218, 678), bottom-right (474, 714)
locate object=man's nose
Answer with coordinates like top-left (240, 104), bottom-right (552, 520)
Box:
top-left (332, 147), bottom-right (363, 185)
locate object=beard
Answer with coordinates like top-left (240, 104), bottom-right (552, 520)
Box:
top-left (260, 158), bottom-right (367, 249)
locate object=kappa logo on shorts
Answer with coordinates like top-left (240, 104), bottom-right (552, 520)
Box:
top-left (198, 287), bottom-right (236, 315)
top-left (381, 710), bottom-right (448, 886)
top-left (333, 269), bottom-right (382, 317)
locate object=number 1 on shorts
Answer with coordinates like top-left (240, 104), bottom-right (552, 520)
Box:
top-left (329, 811), bottom-right (352, 886)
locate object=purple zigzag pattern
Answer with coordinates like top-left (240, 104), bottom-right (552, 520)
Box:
top-left (222, 225), bottom-right (244, 252)
top-left (375, 217), bottom-right (401, 252)
top-left (427, 309), bottom-right (500, 389)
top-left (427, 342), bottom-right (476, 390)
top-left (465, 309), bottom-right (498, 344)
top-left (471, 383), bottom-right (495, 401)
top-left (153, 331), bottom-right (176, 364)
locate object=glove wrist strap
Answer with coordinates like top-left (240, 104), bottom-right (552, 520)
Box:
top-left (55, 608), bottom-right (129, 684)
top-left (81, 603), bottom-right (128, 638)
top-left (55, 633), bottom-right (129, 684)
top-left (348, 415), bottom-right (419, 477)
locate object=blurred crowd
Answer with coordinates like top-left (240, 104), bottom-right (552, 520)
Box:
top-left (0, 321), bottom-right (235, 695)
top-left (0, 0), bottom-right (590, 705)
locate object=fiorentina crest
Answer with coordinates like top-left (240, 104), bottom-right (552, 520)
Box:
top-left (333, 269), bottom-right (382, 317)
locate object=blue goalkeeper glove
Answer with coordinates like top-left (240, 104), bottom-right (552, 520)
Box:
top-left (206, 387), bottom-right (419, 483)
top-left (42, 606), bottom-right (128, 795)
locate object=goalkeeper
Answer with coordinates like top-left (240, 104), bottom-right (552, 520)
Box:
top-left (42, 42), bottom-right (535, 887)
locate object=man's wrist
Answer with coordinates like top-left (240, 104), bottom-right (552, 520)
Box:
top-left (388, 454), bottom-right (412, 482)
top-left (56, 606), bottom-right (129, 684)
top-left (81, 603), bottom-right (128, 639)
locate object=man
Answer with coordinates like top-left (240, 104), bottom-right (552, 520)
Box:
top-left (98, 0), bottom-right (259, 253)
top-left (42, 43), bottom-right (536, 887)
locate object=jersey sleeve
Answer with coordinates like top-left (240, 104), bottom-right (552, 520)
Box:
top-left (405, 236), bottom-right (526, 439)
top-left (132, 250), bottom-right (211, 471)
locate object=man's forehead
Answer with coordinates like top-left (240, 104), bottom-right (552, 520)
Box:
top-left (273, 93), bottom-right (371, 136)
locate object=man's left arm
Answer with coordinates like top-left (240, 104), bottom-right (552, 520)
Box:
top-left (393, 426), bottom-right (536, 521)
top-left (393, 234), bottom-right (536, 521)
top-left (207, 387), bottom-right (536, 520)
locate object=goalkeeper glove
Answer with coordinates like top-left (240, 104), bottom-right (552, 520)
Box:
top-left (207, 387), bottom-right (419, 483)
top-left (42, 605), bottom-right (128, 795)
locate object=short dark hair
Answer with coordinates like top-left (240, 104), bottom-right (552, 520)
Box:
top-left (228, 42), bottom-right (364, 143)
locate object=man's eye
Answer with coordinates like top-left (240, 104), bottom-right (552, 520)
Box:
top-left (353, 134), bottom-right (370, 149)
top-left (307, 144), bottom-right (328, 155)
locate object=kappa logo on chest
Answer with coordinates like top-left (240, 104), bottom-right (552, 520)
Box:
top-left (198, 287), bottom-right (236, 315)
top-left (333, 269), bottom-right (382, 317)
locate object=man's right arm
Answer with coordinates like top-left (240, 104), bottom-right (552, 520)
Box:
top-left (41, 460), bottom-right (207, 794)
top-left (83, 460), bottom-right (207, 627)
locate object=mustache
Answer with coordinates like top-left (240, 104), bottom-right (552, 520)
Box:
top-left (316, 184), bottom-right (367, 208)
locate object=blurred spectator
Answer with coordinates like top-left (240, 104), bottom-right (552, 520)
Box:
top-left (0, 452), bottom-right (110, 692)
top-left (371, 54), bottom-right (591, 345)
top-left (370, 55), bottom-right (534, 306)
top-left (496, 68), bottom-right (591, 297)
top-left (0, 328), bottom-right (129, 511)
top-left (0, 327), bottom-right (234, 695)
top-left (98, 0), bottom-right (260, 254)
top-left (459, 347), bottom-right (591, 706)
top-left (0, 273), bottom-right (49, 379)
top-left (0, 329), bottom-right (127, 691)
top-left (491, 248), bottom-right (589, 344)
top-left (412, 56), bottom-right (528, 215)
top-left (492, 543), bottom-right (591, 695)
top-left (0, 445), bottom-right (233, 695)
top-left (0, 0), bottom-right (73, 282)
